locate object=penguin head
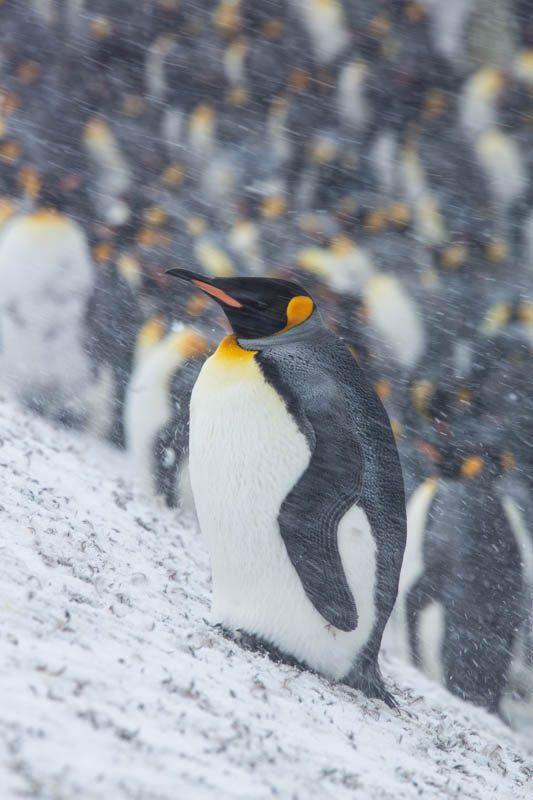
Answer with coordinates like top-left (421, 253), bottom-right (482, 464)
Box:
top-left (167, 269), bottom-right (315, 338)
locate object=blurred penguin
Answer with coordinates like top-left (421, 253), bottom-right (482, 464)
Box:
top-left (359, 272), bottom-right (425, 376)
top-left (84, 250), bottom-right (144, 447)
top-left (296, 233), bottom-right (375, 295)
top-left (415, 87), bottom-right (492, 245)
top-left (475, 296), bottom-right (533, 491)
top-left (0, 182), bottom-right (94, 426)
top-left (188, 216), bottom-right (239, 279)
top-left (82, 114), bottom-right (133, 223)
top-left (422, 0), bottom-right (474, 70)
top-left (124, 313), bottom-right (213, 508)
top-left (498, 488), bottom-right (533, 732)
top-left (459, 66), bottom-right (506, 142)
top-left (475, 128), bottom-right (527, 239)
top-left (384, 401), bottom-right (528, 719)
top-left (291, 0), bottom-right (349, 66)
top-left (296, 232), bottom-right (425, 411)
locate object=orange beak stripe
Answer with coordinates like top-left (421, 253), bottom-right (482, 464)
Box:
top-left (192, 279), bottom-right (243, 308)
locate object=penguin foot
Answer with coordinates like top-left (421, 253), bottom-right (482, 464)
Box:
top-left (218, 626), bottom-right (305, 671)
top-left (343, 661), bottom-right (398, 709)
top-left (218, 626), bottom-right (397, 708)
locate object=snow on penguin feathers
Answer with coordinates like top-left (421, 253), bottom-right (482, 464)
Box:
top-left (167, 268), bottom-right (407, 706)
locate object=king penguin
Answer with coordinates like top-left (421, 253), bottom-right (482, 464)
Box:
top-left (0, 199), bottom-right (94, 427)
top-left (384, 412), bottom-right (528, 718)
top-left (167, 268), bottom-right (407, 705)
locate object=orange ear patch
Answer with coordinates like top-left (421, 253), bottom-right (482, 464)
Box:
top-left (192, 280), bottom-right (243, 308)
top-left (282, 295), bottom-right (314, 332)
top-left (461, 455), bottom-right (484, 480)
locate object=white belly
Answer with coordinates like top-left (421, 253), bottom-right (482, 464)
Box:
top-left (125, 327), bottom-right (205, 501)
top-left (383, 479), bottom-right (438, 661)
top-left (418, 601), bottom-right (446, 685)
top-left (189, 344), bottom-right (377, 680)
top-left (0, 212), bottom-right (93, 412)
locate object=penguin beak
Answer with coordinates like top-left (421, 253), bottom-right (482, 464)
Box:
top-left (167, 268), bottom-right (243, 308)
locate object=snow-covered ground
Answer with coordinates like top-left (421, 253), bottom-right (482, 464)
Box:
top-left (1, 393), bottom-right (531, 800)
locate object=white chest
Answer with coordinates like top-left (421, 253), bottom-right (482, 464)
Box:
top-left (124, 328), bottom-right (206, 502)
top-left (189, 341), bottom-right (377, 680)
top-left (0, 213), bottom-right (93, 405)
top-left (125, 338), bottom-right (184, 493)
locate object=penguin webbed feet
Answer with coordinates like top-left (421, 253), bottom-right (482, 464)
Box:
top-left (216, 625), bottom-right (398, 708)
top-left (343, 660), bottom-right (398, 710)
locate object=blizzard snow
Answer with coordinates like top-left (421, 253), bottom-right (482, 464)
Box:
top-left (1, 394), bottom-right (531, 800)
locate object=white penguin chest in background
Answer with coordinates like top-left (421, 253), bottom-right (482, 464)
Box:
top-left (189, 336), bottom-right (377, 680)
top-left (0, 211), bottom-right (93, 407)
top-left (125, 331), bottom-right (187, 494)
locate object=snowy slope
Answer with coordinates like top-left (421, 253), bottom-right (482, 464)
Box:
top-left (0, 394), bottom-right (531, 800)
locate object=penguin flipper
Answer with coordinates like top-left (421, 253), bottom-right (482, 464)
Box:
top-left (276, 375), bottom-right (364, 632)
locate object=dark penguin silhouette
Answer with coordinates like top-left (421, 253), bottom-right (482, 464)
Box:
top-left (84, 259), bottom-right (143, 448)
top-left (388, 410), bottom-right (527, 715)
top-left (167, 268), bottom-right (406, 706)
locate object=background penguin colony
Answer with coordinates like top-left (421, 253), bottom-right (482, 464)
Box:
top-left (0, 0), bottom-right (532, 730)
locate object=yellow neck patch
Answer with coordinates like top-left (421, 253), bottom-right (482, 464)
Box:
top-left (25, 209), bottom-right (67, 228)
top-left (136, 315), bottom-right (166, 354)
top-left (201, 335), bottom-right (260, 389)
top-left (279, 295), bottom-right (314, 334)
top-left (0, 196), bottom-right (16, 225)
top-left (214, 334), bottom-right (257, 363)
top-left (172, 330), bottom-right (210, 360)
